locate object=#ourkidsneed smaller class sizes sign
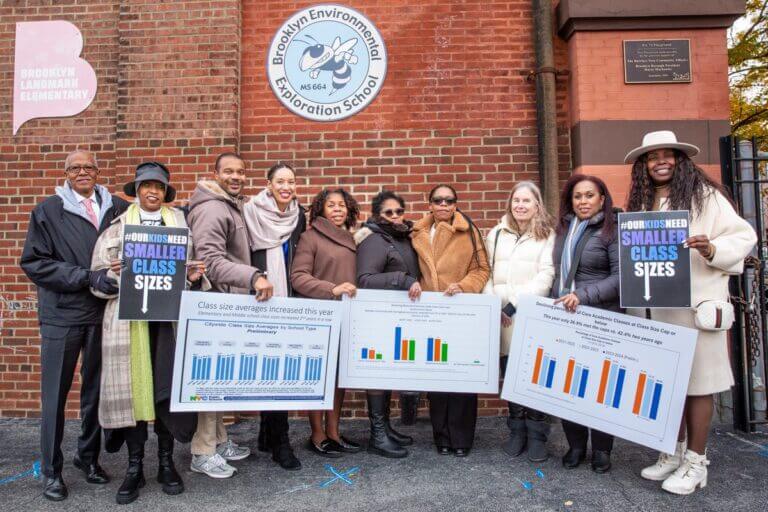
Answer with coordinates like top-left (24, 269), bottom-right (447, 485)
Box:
top-left (618, 211), bottom-right (691, 309)
top-left (119, 225), bottom-right (189, 321)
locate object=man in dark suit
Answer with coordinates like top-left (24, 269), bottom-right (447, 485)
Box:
top-left (20, 150), bottom-right (129, 501)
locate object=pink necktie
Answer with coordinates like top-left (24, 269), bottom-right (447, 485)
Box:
top-left (82, 198), bottom-right (98, 228)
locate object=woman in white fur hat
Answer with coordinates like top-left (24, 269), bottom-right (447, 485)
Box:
top-left (624, 131), bottom-right (757, 495)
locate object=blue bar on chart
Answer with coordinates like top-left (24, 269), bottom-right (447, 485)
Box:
top-left (261, 355), bottom-right (280, 381)
top-left (393, 327), bottom-right (402, 361)
top-left (563, 359), bottom-right (589, 399)
top-left (531, 348), bottom-right (557, 389)
top-left (191, 355), bottom-right (212, 381)
top-left (304, 356), bottom-right (323, 381)
top-left (632, 372), bottom-right (664, 420)
top-left (215, 354), bottom-right (235, 381)
top-left (238, 354), bottom-right (257, 381)
top-left (597, 359), bottom-right (626, 409)
top-left (283, 355), bottom-right (301, 381)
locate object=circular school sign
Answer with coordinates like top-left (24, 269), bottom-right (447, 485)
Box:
top-left (266, 4), bottom-right (387, 122)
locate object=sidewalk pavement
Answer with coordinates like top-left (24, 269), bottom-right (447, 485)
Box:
top-left (0, 416), bottom-right (766, 512)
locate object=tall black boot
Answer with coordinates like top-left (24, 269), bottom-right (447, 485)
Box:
top-left (116, 440), bottom-right (145, 505)
top-left (383, 391), bottom-right (413, 446)
top-left (367, 393), bottom-right (408, 458)
top-left (157, 436), bottom-right (184, 495)
top-left (525, 414), bottom-right (550, 463)
top-left (502, 403), bottom-right (527, 457)
top-left (399, 391), bottom-right (419, 426)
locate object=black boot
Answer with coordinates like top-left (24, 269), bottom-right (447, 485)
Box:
top-left (157, 437), bottom-right (184, 495)
top-left (525, 415), bottom-right (550, 462)
top-left (367, 393), bottom-right (408, 458)
top-left (399, 391), bottom-right (419, 426)
top-left (502, 406), bottom-right (527, 457)
top-left (257, 414), bottom-right (270, 452)
top-left (116, 441), bottom-right (145, 505)
top-left (384, 391), bottom-right (413, 446)
top-left (562, 446), bottom-right (587, 469)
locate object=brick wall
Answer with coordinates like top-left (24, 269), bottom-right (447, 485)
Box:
top-left (0, 1), bottom-right (570, 420)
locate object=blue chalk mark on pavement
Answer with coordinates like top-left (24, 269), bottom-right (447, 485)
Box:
top-left (515, 477), bottom-right (533, 490)
top-left (319, 464), bottom-right (359, 488)
top-left (536, 469), bottom-right (545, 479)
top-left (0, 461), bottom-right (41, 486)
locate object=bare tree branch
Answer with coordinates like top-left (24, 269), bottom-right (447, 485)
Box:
top-left (733, 107), bottom-right (768, 130)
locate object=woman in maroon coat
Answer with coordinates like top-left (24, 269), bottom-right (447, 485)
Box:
top-left (291, 188), bottom-right (361, 457)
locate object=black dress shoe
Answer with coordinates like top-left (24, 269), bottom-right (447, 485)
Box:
top-left (562, 447), bottom-right (586, 469)
top-left (454, 448), bottom-right (470, 457)
top-left (73, 457), bottom-right (110, 484)
top-left (436, 446), bottom-right (451, 455)
top-left (591, 450), bottom-right (612, 473)
top-left (43, 476), bottom-right (68, 501)
top-left (328, 436), bottom-right (362, 454)
top-left (307, 438), bottom-right (343, 458)
top-left (273, 442), bottom-right (302, 470)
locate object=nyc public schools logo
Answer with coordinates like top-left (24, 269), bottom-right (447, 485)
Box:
top-left (267, 4), bottom-right (387, 122)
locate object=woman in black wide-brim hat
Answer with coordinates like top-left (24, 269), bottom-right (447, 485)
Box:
top-left (90, 162), bottom-right (208, 504)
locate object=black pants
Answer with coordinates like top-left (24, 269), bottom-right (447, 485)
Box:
top-left (39, 324), bottom-right (102, 478)
top-left (262, 411), bottom-right (289, 447)
top-left (561, 419), bottom-right (614, 452)
top-left (500, 355), bottom-right (547, 421)
top-left (121, 413), bottom-right (173, 450)
top-left (428, 392), bottom-right (477, 449)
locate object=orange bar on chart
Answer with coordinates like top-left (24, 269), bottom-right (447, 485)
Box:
top-left (597, 359), bottom-right (611, 404)
top-left (563, 358), bottom-right (575, 393)
top-left (435, 339), bottom-right (441, 362)
top-left (531, 347), bottom-right (544, 384)
top-left (401, 340), bottom-right (408, 360)
top-left (633, 372), bottom-right (647, 415)
top-left (369, 349), bottom-right (375, 360)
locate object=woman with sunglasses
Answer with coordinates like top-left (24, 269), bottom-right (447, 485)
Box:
top-left (411, 184), bottom-right (490, 457)
top-left (354, 190), bottom-right (421, 458)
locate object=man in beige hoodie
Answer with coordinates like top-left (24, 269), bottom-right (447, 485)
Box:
top-left (186, 152), bottom-right (273, 478)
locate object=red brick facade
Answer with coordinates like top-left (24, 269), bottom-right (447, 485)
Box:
top-left (0, 0), bottom-right (736, 420)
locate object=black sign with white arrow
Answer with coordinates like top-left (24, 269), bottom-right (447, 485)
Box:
top-left (618, 211), bottom-right (691, 309)
top-left (118, 224), bottom-right (189, 321)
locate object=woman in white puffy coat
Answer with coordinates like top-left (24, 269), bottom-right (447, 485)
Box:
top-left (485, 181), bottom-right (555, 462)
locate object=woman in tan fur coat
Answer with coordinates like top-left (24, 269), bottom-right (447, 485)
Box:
top-left (411, 184), bottom-right (490, 457)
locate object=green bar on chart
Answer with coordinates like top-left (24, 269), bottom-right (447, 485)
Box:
top-left (441, 343), bottom-right (448, 362)
top-left (409, 339), bottom-right (415, 361)
top-left (376, 353), bottom-right (382, 360)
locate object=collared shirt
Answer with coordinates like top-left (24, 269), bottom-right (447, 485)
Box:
top-left (71, 188), bottom-right (101, 221)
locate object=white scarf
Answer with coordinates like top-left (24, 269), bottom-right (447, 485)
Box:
top-left (243, 189), bottom-right (299, 297)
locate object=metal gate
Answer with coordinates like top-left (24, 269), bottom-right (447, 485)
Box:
top-left (720, 135), bottom-right (768, 432)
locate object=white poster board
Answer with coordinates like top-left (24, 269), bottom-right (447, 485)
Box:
top-left (170, 291), bottom-right (342, 412)
top-left (339, 289), bottom-right (500, 393)
top-left (501, 295), bottom-right (696, 454)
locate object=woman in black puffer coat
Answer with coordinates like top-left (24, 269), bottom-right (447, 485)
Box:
top-left (551, 174), bottom-right (621, 474)
top-left (354, 190), bottom-right (422, 458)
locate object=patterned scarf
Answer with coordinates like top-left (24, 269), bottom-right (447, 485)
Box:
top-left (125, 203), bottom-right (177, 421)
top-left (559, 215), bottom-right (590, 297)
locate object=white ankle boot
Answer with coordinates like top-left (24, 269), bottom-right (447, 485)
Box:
top-left (661, 449), bottom-right (709, 495)
top-left (641, 440), bottom-right (686, 481)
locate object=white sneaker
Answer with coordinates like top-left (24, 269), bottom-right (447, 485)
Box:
top-left (191, 453), bottom-right (236, 479)
top-left (216, 439), bottom-right (251, 461)
top-left (661, 449), bottom-right (709, 495)
top-left (641, 440), bottom-right (686, 481)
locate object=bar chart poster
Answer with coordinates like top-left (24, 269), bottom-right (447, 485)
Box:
top-left (338, 290), bottom-right (500, 393)
top-left (501, 295), bottom-right (696, 453)
top-left (170, 291), bottom-right (342, 412)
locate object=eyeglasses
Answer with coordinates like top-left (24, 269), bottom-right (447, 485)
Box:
top-left (66, 165), bottom-right (98, 175)
top-left (382, 208), bottom-right (405, 217)
top-left (431, 197), bottom-right (457, 206)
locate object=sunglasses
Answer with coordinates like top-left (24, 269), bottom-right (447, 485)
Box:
top-left (382, 208), bottom-right (405, 217)
top-left (431, 196), bottom-right (457, 206)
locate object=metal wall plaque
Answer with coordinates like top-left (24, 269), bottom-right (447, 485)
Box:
top-left (623, 39), bottom-right (691, 84)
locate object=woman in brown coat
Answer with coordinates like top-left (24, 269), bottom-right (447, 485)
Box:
top-left (411, 184), bottom-right (491, 457)
top-left (291, 188), bottom-right (361, 457)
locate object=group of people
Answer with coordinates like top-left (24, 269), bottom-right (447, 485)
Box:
top-left (20, 130), bottom-right (756, 504)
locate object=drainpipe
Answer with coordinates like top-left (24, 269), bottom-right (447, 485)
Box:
top-left (532, 0), bottom-right (560, 212)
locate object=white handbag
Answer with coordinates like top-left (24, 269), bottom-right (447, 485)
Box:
top-left (694, 300), bottom-right (735, 331)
